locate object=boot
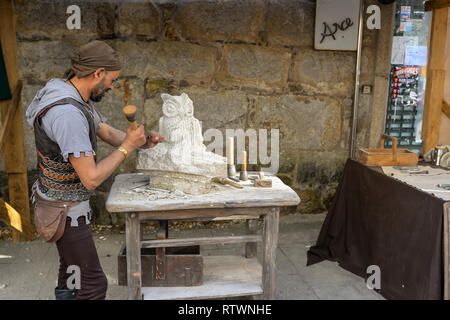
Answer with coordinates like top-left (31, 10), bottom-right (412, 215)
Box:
top-left (55, 287), bottom-right (78, 300)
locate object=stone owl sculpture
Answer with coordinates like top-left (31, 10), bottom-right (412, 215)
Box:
top-left (136, 92), bottom-right (226, 179)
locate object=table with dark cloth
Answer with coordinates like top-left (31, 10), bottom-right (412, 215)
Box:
top-left (307, 159), bottom-right (447, 300)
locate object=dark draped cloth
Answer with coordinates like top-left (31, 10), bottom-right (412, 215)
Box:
top-left (307, 159), bottom-right (445, 300)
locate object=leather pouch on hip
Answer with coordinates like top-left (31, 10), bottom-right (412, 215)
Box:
top-left (34, 196), bottom-right (69, 243)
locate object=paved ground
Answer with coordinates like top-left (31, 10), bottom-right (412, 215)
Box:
top-left (0, 213), bottom-right (384, 300)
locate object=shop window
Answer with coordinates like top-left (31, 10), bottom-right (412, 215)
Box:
top-left (384, 0), bottom-right (431, 155)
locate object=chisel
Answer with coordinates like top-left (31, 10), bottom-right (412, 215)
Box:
top-left (212, 177), bottom-right (243, 189)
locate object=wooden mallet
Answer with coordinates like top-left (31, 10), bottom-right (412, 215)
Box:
top-left (123, 105), bottom-right (138, 130)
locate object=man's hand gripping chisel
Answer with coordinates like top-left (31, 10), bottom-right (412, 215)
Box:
top-left (123, 105), bottom-right (164, 146)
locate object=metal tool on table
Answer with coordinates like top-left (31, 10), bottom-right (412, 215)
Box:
top-left (393, 166), bottom-right (429, 174)
top-left (239, 150), bottom-right (248, 181)
top-left (212, 176), bottom-right (243, 189)
top-left (228, 176), bottom-right (240, 182)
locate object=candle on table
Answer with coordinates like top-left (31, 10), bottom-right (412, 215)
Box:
top-left (227, 137), bottom-right (234, 165)
top-left (242, 150), bottom-right (247, 171)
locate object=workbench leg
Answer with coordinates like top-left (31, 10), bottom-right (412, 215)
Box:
top-left (245, 218), bottom-right (259, 258)
top-left (126, 213), bottom-right (142, 300)
top-left (262, 207), bottom-right (279, 300)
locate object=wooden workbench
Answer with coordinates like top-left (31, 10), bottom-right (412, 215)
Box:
top-left (106, 173), bottom-right (300, 300)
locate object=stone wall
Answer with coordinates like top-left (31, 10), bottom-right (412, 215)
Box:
top-left (5, 0), bottom-right (394, 224)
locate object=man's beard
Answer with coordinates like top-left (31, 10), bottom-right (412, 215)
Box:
top-left (90, 77), bottom-right (110, 102)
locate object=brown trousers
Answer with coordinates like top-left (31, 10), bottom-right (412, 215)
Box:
top-left (55, 216), bottom-right (108, 300)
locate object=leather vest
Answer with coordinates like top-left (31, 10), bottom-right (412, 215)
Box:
top-left (34, 97), bottom-right (98, 202)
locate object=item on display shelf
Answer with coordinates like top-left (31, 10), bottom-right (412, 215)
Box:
top-left (385, 66), bottom-right (422, 151)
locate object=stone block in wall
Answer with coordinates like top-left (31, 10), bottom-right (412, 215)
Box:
top-left (292, 49), bottom-right (356, 97)
top-left (296, 151), bottom-right (347, 186)
top-left (278, 147), bottom-right (299, 174)
top-left (172, 0), bottom-right (265, 43)
top-left (293, 150), bottom-right (348, 213)
top-left (219, 45), bottom-right (291, 89)
top-left (266, 0), bottom-right (315, 47)
top-left (248, 95), bottom-right (341, 151)
top-left (112, 40), bottom-right (217, 82)
top-left (117, 3), bottom-right (161, 38)
top-left (15, 1), bottom-right (116, 40)
top-left (181, 87), bottom-right (248, 130)
top-left (17, 41), bottom-right (76, 81)
top-left (339, 97), bottom-right (354, 150)
top-left (145, 78), bottom-right (190, 99)
top-left (294, 188), bottom-right (322, 213)
top-left (293, 184), bottom-right (339, 213)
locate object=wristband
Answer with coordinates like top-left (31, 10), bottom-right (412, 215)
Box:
top-left (118, 146), bottom-right (129, 159)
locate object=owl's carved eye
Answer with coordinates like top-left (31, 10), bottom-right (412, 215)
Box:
top-left (161, 94), bottom-right (180, 118)
top-left (163, 101), bottom-right (179, 118)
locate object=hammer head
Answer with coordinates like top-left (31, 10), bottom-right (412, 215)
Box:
top-left (123, 105), bottom-right (137, 122)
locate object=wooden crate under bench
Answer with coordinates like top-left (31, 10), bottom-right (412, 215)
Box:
top-left (118, 245), bottom-right (203, 287)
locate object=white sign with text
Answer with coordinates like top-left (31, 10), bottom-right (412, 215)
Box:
top-left (315, 0), bottom-right (361, 51)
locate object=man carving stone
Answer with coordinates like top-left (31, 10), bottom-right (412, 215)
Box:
top-left (25, 40), bottom-right (163, 300)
